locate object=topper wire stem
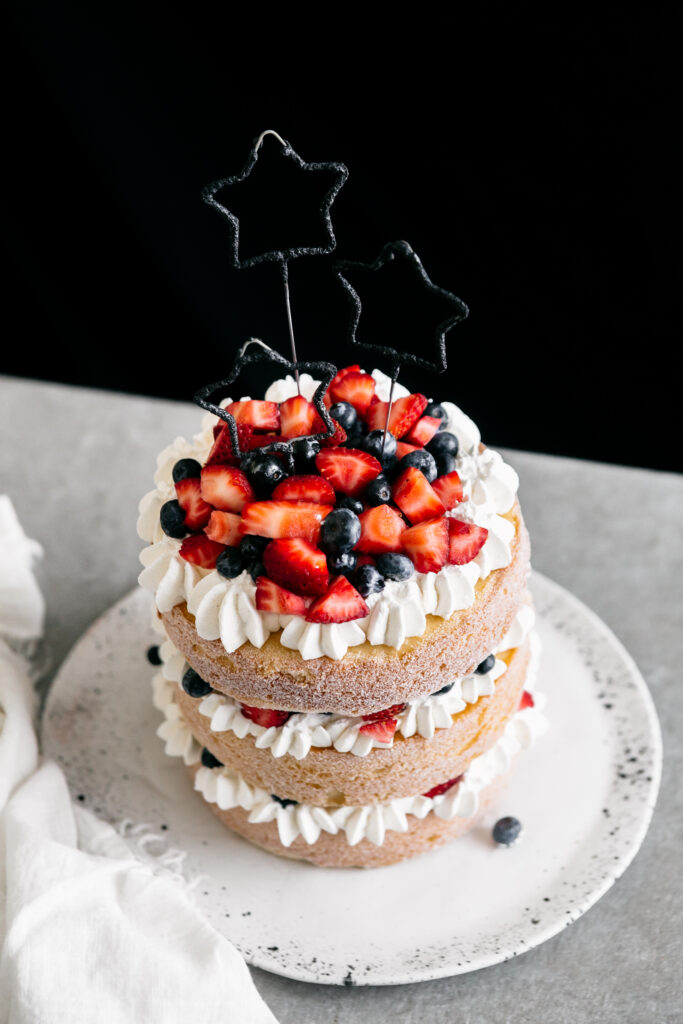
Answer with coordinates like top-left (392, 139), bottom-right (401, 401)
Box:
top-left (281, 261), bottom-right (300, 394)
top-left (381, 376), bottom-right (396, 457)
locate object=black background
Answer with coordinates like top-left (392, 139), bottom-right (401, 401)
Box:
top-left (5, 6), bottom-right (680, 471)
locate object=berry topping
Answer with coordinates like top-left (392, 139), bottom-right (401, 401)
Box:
top-left (215, 547), bottom-right (246, 578)
top-left (426, 430), bottom-right (459, 457)
top-left (239, 535), bottom-right (270, 561)
top-left (424, 402), bottom-right (447, 424)
top-left (475, 653), bottom-right (496, 674)
top-left (448, 520), bottom-right (489, 565)
top-left (392, 466), bottom-right (446, 524)
top-left (247, 560), bottom-right (266, 582)
top-left (335, 494), bottom-right (364, 515)
top-left (492, 816), bottom-right (522, 846)
top-left (404, 415), bottom-right (442, 447)
top-left (240, 703), bottom-right (292, 728)
top-left (244, 452), bottom-right (289, 498)
top-left (263, 538), bottom-right (329, 596)
top-left (204, 510), bottom-right (243, 547)
top-left (376, 552), bottom-right (415, 581)
top-left (358, 718), bottom-right (398, 743)
top-left (226, 399), bottom-right (280, 430)
top-left (361, 703), bottom-right (407, 723)
top-left (326, 550), bottom-right (358, 577)
top-left (305, 575), bottom-right (369, 623)
top-left (431, 470), bottom-right (464, 510)
top-left (179, 535), bottom-right (226, 569)
top-left (422, 775), bottom-right (463, 799)
top-left (356, 504), bottom-right (407, 553)
top-left (519, 690), bottom-right (535, 710)
top-left (431, 680), bottom-right (455, 696)
top-left (364, 475), bottom-right (392, 506)
top-left (291, 436), bottom-right (321, 471)
top-left (182, 667), bottom-right (212, 698)
top-left (395, 441), bottom-right (419, 460)
top-left (402, 516), bottom-right (450, 573)
top-left (175, 477), bottom-right (213, 531)
top-left (279, 395), bottom-right (321, 438)
top-left (329, 401), bottom-right (358, 432)
top-left (319, 420), bottom-right (348, 447)
top-left (201, 747), bottom-right (223, 769)
top-left (319, 507), bottom-right (362, 553)
top-left (386, 393), bottom-right (429, 438)
top-left (315, 447), bottom-right (382, 497)
top-left (201, 465), bottom-right (255, 513)
top-left (433, 451), bottom-right (458, 477)
top-left (159, 499), bottom-right (187, 538)
top-left (255, 576), bottom-right (311, 615)
top-left (172, 458), bottom-right (203, 483)
top-left (146, 645), bottom-right (162, 665)
top-left (329, 369), bottom-right (376, 414)
top-left (361, 429), bottom-right (398, 464)
top-left (241, 500), bottom-right (333, 543)
top-left (397, 448), bottom-right (438, 482)
top-left (272, 474), bottom-right (336, 505)
top-left (353, 563), bottom-right (385, 597)
top-left (205, 424), bottom-right (240, 467)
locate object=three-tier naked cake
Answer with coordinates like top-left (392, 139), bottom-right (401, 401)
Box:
top-left (138, 365), bottom-right (546, 867)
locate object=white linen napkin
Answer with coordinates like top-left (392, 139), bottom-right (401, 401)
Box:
top-left (0, 496), bottom-right (278, 1024)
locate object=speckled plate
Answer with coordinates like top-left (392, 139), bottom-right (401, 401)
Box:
top-left (41, 571), bottom-right (661, 986)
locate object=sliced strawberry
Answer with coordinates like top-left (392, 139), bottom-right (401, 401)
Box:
top-left (358, 719), bottom-right (397, 743)
top-left (226, 400), bottom-right (280, 431)
top-left (355, 504), bottom-right (407, 553)
top-left (245, 432), bottom-right (289, 450)
top-left (447, 520), bottom-right (489, 565)
top-left (272, 474), bottom-right (336, 504)
top-left (405, 415), bottom-right (441, 447)
top-left (519, 690), bottom-right (535, 711)
top-left (392, 466), bottom-right (446, 524)
top-left (204, 510), bottom-right (243, 546)
top-left (361, 703), bottom-right (407, 724)
top-left (279, 396), bottom-right (320, 438)
top-left (431, 471), bottom-right (464, 510)
top-left (263, 538), bottom-right (329, 596)
top-left (241, 500), bottom-right (333, 543)
top-left (179, 535), bottom-right (226, 569)
top-left (395, 441), bottom-right (419, 460)
top-left (319, 419), bottom-right (348, 447)
top-left (402, 516), bottom-right (450, 573)
top-left (329, 370), bottom-right (376, 414)
top-left (422, 775), bottom-right (464, 799)
top-left (387, 393), bottom-right (429, 438)
top-left (305, 575), bottom-right (369, 624)
top-left (328, 364), bottom-right (361, 395)
top-left (315, 448), bottom-right (381, 497)
top-left (200, 465), bottom-right (254, 513)
top-left (206, 424), bottom-right (241, 466)
top-left (240, 703), bottom-right (292, 728)
top-left (175, 477), bottom-right (212, 531)
top-left (255, 576), bottom-right (310, 616)
top-left (365, 398), bottom-right (389, 432)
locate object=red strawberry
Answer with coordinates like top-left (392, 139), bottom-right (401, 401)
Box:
top-left (364, 393), bottom-right (428, 438)
top-left (245, 432), bottom-right (288, 450)
top-left (179, 535), bottom-right (226, 569)
top-left (355, 504), bottom-right (407, 553)
top-left (200, 465), bottom-right (254, 513)
top-left (361, 703), bottom-right (407, 724)
top-left (519, 690), bottom-right (535, 711)
top-left (263, 538), bottom-right (329, 596)
top-left (319, 419), bottom-right (348, 447)
top-left (305, 575), bottom-right (369, 624)
top-left (255, 577), bottom-right (310, 616)
top-left (432, 471), bottom-right (464, 510)
top-left (241, 500), bottom-right (333, 543)
top-left (402, 516), bottom-right (450, 573)
top-left (315, 448), bottom-right (381, 497)
top-left (365, 398), bottom-right (389, 432)
top-left (206, 424), bottom-right (241, 466)
top-left (175, 477), bottom-right (212, 531)
top-left (329, 370), bottom-right (376, 414)
top-left (328, 364), bottom-right (361, 395)
top-left (447, 520), bottom-right (489, 564)
top-left (272, 474), bottom-right (336, 504)
top-left (392, 467), bottom-right (446, 524)
top-left (225, 400), bottom-right (280, 431)
top-left (422, 775), bottom-right (464, 799)
top-left (240, 703), bottom-right (292, 728)
top-left (204, 510), bottom-right (243, 546)
top-left (279, 396), bottom-right (320, 438)
top-left (405, 415), bottom-right (441, 447)
top-left (395, 441), bottom-right (419, 460)
top-left (358, 719), bottom-right (397, 743)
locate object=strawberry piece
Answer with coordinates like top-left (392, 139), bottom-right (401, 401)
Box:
top-left (315, 448), bottom-right (381, 497)
top-left (395, 441), bottom-right (419, 460)
top-left (241, 500), bottom-right (333, 543)
top-left (200, 465), bottom-right (254, 513)
top-left (179, 535), bottom-right (226, 569)
top-left (328, 364), bottom-right (361, 395)
top-left (402, 516), bottom-right (450, 573)
top-left (405, 415), bottom-right (441, 447)
top-left (263, 538), bottom-right (329, 596)
top-left (422, 775), bottom-right (464, 799)
top-left (329, 370), bottom-right (376, 414)
top-left (255, 576), bottom-right (310, 616)
top-left (272, 474), bottom-right (336, 504)
top-left (206, 424), bottom-right (242, 466)
top-left (305, 575), bottom-right (369, 624)
top-left (431, 471), bottom-right (464, 510)
top-left (519, 690), bottom-right (535, 711)
top-left (355, 504), bottom-right (407, 553)
top-left (392, 466), bottom-right (446, 524)
top-left (240, 703), bottom-right (292, 728)
top-left (361, 703), bottom-right (407, 724)
top-left (358, 718), bottom-right (397, 743)
top-left (175, 477), bottom-right (212, 531)
top-left (387, 393), bottom-right (429, 438)
top-left (279, 396), bottom-right (321, 438)
top-left (365, 398), bottom-right (389, 432)
top-left (245, 432), bottom-right (288, 450)
top-left (447, 520), bottom-right (489, 565)
top-left (226, 400), bottom-right (280, 431)
top-left (319, 420), bottom-right (348, 447)
top-left (204, 510), bottom-right (243, 546)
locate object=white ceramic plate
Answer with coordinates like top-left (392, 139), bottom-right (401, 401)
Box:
top-left (42, 572), bottom-right (661, 986)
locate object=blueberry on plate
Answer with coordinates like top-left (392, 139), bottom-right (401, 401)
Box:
top-left (319, 508), bottom-right (361, 554)
top-left (181, 667), bottom-right (212, 698)
top-left (172, 458), bottom-right (203, 483)
top-left (336, 494), bottom-right (364, 516)
top-left (475, 654), bottom-right (496, 674)
top-left (291, 436), bottom-right (321, 471)
top-left (329, 401), bottom-right (358, 432)
top-left (424, 402), bottom-right (446, 425)
top-left (201, 747), bottom-right (223, 769)
top-left (353, 564), bottom-right (385, 597)
top-left (376, 552), bottom-right (414, 581)
top-left (327, 550), bottom-right (358, 577)
top-left (492, 816), bottom-right (522, 846)
top-left (364, 475), bottom-right (392, 506)
top-left (216, 548), bottom-right (245, 579)
top-left (246, 453), bottom-right (288, 497)
top-left (397, 449), bottom-right (437, 482)
top-left (426, 431), bottom-right (459, 458)
top-left (160, 499), bottom-right (187, 538)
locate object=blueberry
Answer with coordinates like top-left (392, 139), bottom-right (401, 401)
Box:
top-left (181, 667), bottom-right (212, 698)
top-left (336, 494), bottom-right (364, 515)
top-left (376, 552), bottom-right (414, 581)
top-left (271, 795), bottom-right (298, 808)
top-left (434, 451), bottom-right (458, 477)
top-left (426, 431), bottom-right (459, 458)
top-left (364, 475), bottom-right (392, 506)
top-left (216, 548), bottom-right (245, 579)
top-left (239, 535), bottom-right (269, 561)
top-left (327, 551), bottom-right (358, 577)
top-left (172, 458), bottom-right (203, 483)
top-left (246, 453), bottom-right (288, 497)
top-left (201, 747), bottom-right (223, 769)
top-left (475, 654), bottom-right (496, 674)
top-left (432, 681), bottom-right (455, 696)
top-left (159, 500), bottom-right (187, 538)
top-left (353, 564), bottom-right (385, 598)
top-left (146, 645), bottom-right (162, 666)
top-left (291, 436), bottom-right (321, 471)
top-left (329, 401), bottom-right (358, 432)
top-left (361, 429), bottom-right (397, 464)
top-left (425, 402), bottom-right (446, 425)
top-left (344, 421), bottom-right (367, 447)
top-left (248, 560), bottom-right (266, 583)
top-left (319, 508), bottom-right (361, 554)
top-left (398, 449), bottom-right (437, 482)
top-left (492, 816), bottom-right (522, 846)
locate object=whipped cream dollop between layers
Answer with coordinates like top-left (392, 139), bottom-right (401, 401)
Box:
top-left (153, 632), bottom-right (546, 848)
top-left (137, 369), bottom-right (520, 659)
top-left (156, 605), bottom-right (536, 760)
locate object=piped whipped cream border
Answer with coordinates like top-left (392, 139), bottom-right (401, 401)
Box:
top-left (137, 369), bottom-right (521, 659)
